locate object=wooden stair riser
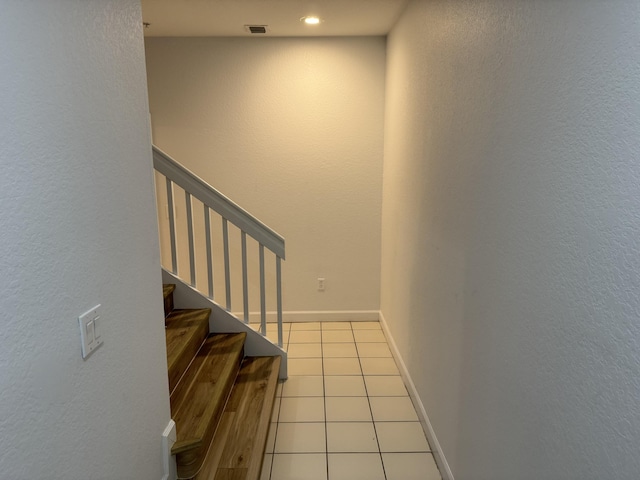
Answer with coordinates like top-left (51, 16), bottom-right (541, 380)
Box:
top-left (163, 284), bottom-right (176, 317)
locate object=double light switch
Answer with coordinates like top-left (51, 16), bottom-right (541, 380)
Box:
top-left (79, 304), bottom-right (103, 359)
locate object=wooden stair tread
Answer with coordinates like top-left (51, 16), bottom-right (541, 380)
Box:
top-left (166, 308), bottom-right (210, 393)
top-left (171, 332), bottom-right (247, 478)
top-left (194, 355), bottom-right (282, 480)
top-left (163, 283), bottom-right (176, 299)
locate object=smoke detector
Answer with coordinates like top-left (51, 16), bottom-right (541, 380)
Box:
top-left (245, 25), bottom-right (269, 34)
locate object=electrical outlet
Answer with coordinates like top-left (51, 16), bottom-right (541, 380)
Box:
top-left (317, 278), bottom-right (325, 291)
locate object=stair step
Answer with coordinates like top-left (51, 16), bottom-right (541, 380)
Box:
top-left (163, 283), bottom-right (176, 317)
top-left (193, 355), bottom-right (282, 480)
top-left (166, 308), bottom-right (211, 393)
top-left (171, 332), bottom-right (247, 479)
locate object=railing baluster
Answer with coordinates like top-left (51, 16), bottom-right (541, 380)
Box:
top-left (241, 232), bottom-right (249, 324)
top-left (204, 206), bottom-right (213, 299)
top-left (154, 147), bottom-right (286, 351)
top-left (276, 256), bottom-right (283, 347)
top-left (185, 192), bottom-right (196, 287)
top-left (222, 218), bottom-right (231, 311)
top-left (259, 244), bottom-right (266, 335)
top-left (165, 177), bottom-right (177, 274)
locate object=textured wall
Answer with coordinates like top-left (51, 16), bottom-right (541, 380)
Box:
top-left (381, 1), bottom-right (640, 478)
top-left (0, 1), bottom-right (170, 478)
top-left (145, 37), bottom-right (385, 319)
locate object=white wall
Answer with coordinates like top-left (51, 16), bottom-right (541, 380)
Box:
top-left (0, 1), bottom-right (170, 478)
top-left (145, 37), bottom-right (385, 320)
top-left (381, 1), bottom-right (640, 479)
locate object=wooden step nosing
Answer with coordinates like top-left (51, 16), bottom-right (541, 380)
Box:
top-left (178, 372), bottom-right (241, 479)
top-left (167, 326), bottom-right (206, 370)
top-left (170, 333), bottom-right (246, 415)
top-left (170, 334), bottom-right (244, 415)
top-left (172, 357), bottom-right (242, 478)
top-left (165, 308), bottom-right (211, 327)
top-left (172, 438), bottom-right (203, 455)
top-left (169, 334), bottom-right (209, 404)
top-left (167, 324), bottom-right (208, 396)
top-left (191, 355), bottom-right (281, 480)
top-left (166, 311), bottom-right (210, 393)
top-left (243, 356), bottom-right (282, 480)
top-left (172, 337), bottom-right (245, 443)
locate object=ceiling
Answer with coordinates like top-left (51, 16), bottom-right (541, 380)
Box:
top-left (141, 0), bottom-right (409, 37)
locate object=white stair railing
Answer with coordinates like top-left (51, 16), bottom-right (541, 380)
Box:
top-left (153, 146), bottom-right (285, 347)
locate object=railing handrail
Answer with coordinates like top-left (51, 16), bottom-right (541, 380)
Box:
top-left (152, 145), bottom-right (285, 259)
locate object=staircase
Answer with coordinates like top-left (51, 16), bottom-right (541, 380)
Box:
top-left (163, 283), bottom-right (280, 480)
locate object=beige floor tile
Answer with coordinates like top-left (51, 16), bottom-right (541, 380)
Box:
top-left (287, 343), bottom-right (322, 358)
top-left (354, 329), bottom-right (387, 343)
top-left (324, 375), bottom-right (367, 397)
top-left (325, 397), bottom-right (372, 422)
top-left (370, 396), bottom-right (419, 421)
top-left (375, 422), bottom-right (430, 452)
top-left (321, 322), bottom-right (352, 330)
top-left (290, 322), bottom-right (321, 331)
top-left (322, 330), bottom-right (355, 343)
top-left (364, 376), bottom-right (408, 397)
top-left (360, 357), bottom-right (400, 376)
top-left (382, 452), bottom-right (442, 480)
top-left (271, 454), bottom-right (327, 480)
top-left (327, 422), bottom-right (379, 452)
top-left (327, 453), bottom-right (386, 480)
top-left (263, 315), bottom-right (441, 480)
top-left (260, 453), bottom-right (272, 480)
top-left (279, 397), bottom-right (325, 422)
top-left (351, 321), bottom-right (382, 330)
top-left (322, 343), bottom-right (358, 358)
top-left (266, 322), bottom-right (291, 332)
top-left (323, 357), bottom-right (362, 375)
top-left (289, 330), bottom-right (322, 344)
top-left (266, 333), bottom-right (287, 347)
top-left (288, 358), bottom-right (323, 376)
top-left (254, 323), bottom-right (286, 344)
top-left (281, 375), bottom-right (324, 397)
top-left (274, 422), bottom-right (326, 453)
top-left (356, 342), bottom-right (392, 358)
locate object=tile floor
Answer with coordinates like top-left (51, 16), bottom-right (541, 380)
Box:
top-left (255, 321), bottom-right (442, 480)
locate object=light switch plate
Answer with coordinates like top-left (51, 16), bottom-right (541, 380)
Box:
top-left (79, 305), bottom-right (103, 359)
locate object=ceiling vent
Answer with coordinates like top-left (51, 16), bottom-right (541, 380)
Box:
top-left (245, 25), bottom-right (269, 34)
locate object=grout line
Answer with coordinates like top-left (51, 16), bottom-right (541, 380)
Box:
top-left (270, 321), bottom-right (430, 479)
top-left (266, 324), bottom-right (291, 480)
top-left (320, 324), bottom-right (330, 480)
top-left (355, 324), bottom-right (388, 480)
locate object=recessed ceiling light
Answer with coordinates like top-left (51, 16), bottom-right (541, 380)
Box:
top-left (301, 16), bottom-right (321, 25)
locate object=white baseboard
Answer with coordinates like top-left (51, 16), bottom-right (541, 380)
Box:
top-left (161, 419), bottom-right (177, 480)
top-left (379, 312), bottom-right (454, 480)
top-left (236, 310), bottom-right (381, 323)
